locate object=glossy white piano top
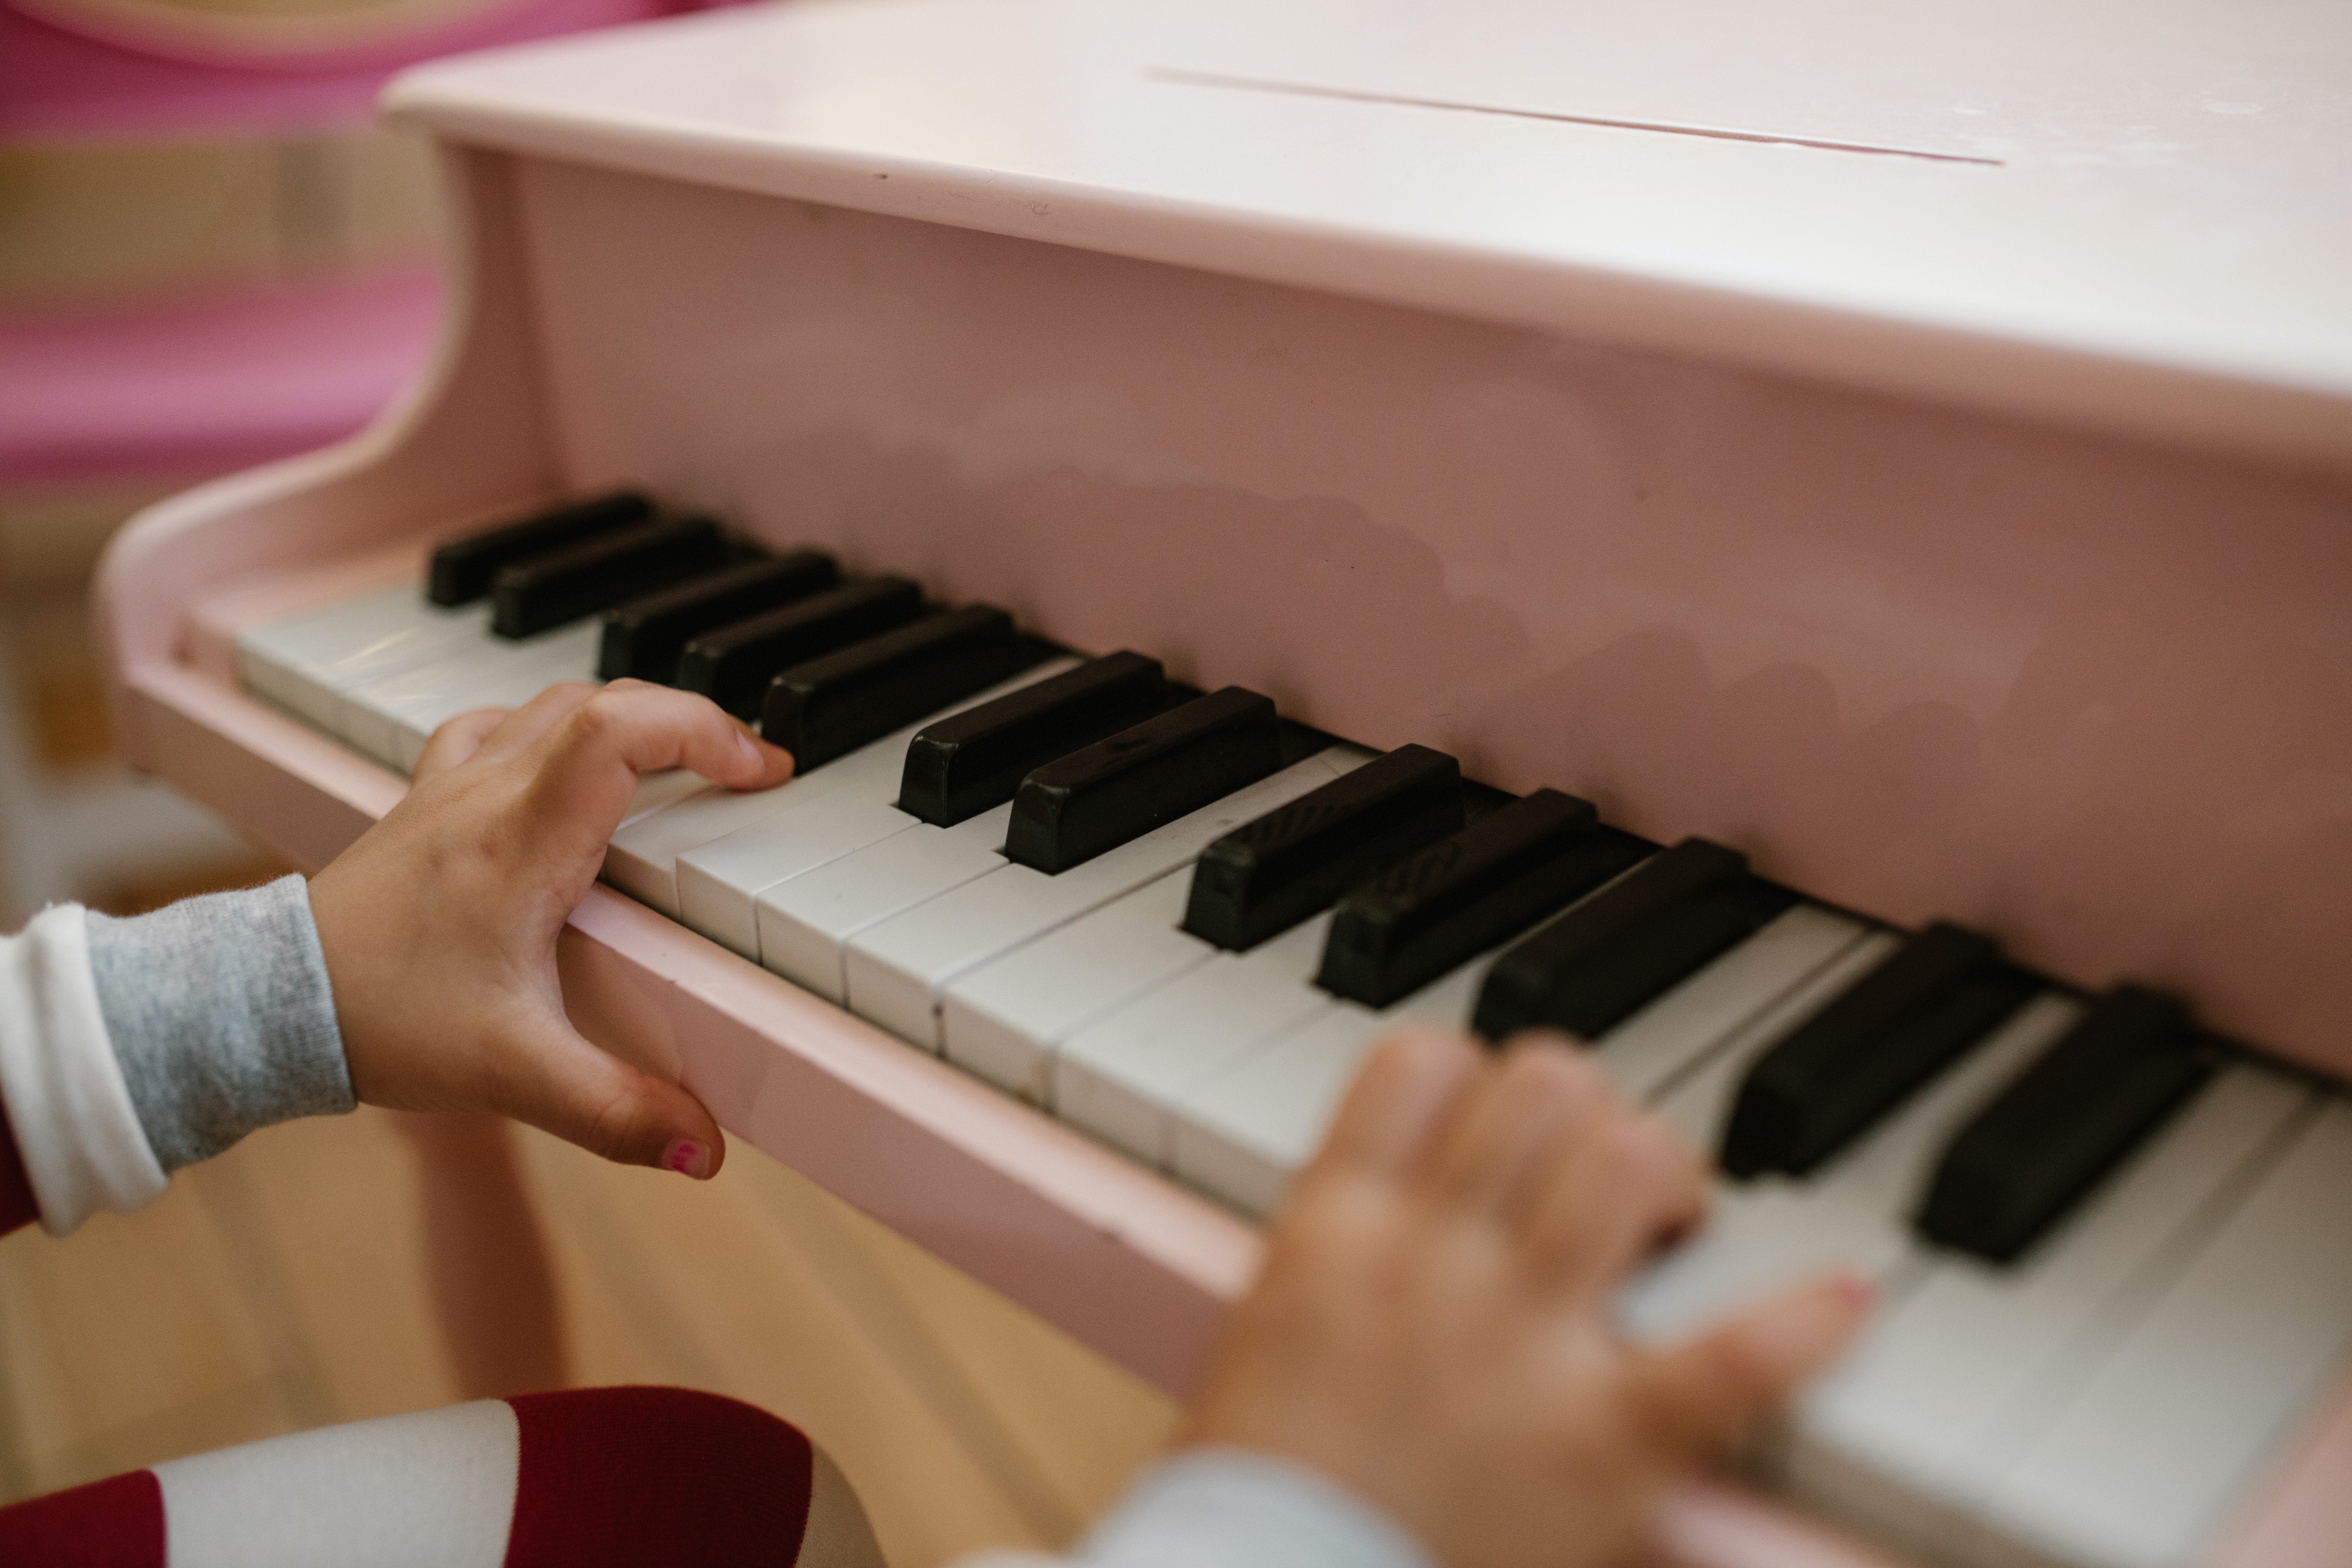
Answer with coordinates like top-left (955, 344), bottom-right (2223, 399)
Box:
top-left (386, 0), bottom-right (2352, 470)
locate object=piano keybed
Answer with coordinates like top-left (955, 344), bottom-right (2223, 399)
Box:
top-left (231, 493), bottom-right (2352, 1568)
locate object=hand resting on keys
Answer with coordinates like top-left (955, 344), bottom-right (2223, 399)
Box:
top-left (308, 679), bottom-right (794, 1179)
top-left (1181, 1028), bottom-right (1872, 1568)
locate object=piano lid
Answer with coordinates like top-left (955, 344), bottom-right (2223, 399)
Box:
top-left (385, 0), bottom-right (2352, 473)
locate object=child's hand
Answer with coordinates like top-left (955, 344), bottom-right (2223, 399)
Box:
top-left (308, 681), bottom-right (794, 1178)
top-left (1186, 1028), bottom-right (1870, 1568)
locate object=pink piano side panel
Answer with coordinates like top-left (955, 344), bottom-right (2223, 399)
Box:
top-left (508, 156), bottom-right (2352, 1079)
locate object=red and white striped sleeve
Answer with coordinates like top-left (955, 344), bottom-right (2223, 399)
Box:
top-left (0, 1387), bottom-right (884, 1568)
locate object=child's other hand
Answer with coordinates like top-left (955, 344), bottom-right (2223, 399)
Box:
top-left (308, 681), bottom-right (794, 1179)
top-left (1186, 1028), bottom-right (1870, 1568)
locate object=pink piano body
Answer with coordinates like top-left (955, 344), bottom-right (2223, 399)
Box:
top-left (93, 3), bottom-right (2352, 1564)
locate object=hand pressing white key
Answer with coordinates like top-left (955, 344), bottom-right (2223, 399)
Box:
top-left (308, 680), bottom-right (794, 1179)
top-left (1186, 1027), bottom-right (1872, 1568)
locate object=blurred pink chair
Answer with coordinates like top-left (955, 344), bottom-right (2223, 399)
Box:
top-left (0, 0), bottom-right (735, 487)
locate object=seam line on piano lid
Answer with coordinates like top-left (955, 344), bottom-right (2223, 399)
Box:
top-left (1142, 69), bottom-right (2007, 168)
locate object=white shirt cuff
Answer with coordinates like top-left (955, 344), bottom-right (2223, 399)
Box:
top-left (0, 904), bottom-right (168, 1233)
top-left (957, 1448), bottom-right (1435, 1568)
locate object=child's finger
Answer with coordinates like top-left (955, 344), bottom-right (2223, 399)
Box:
top-left (512, 685), bottom-right (793, 848)
top-left (1426, 1038), bottom-right (1614, 1222)
top-left (466, 681), bottom-right (604, 766)
top-left (494, 1010), bottom-right (729, 1179)
top-left (548, 682), bottom-right (794, 790)
top-left (414, 707), bottom-right (513, 783)
top-left (1521, 1109), bottom-right (1706, 1302)
top-left (1630, 1272), bottom-right (1874, 1459)
top-left (1299, 1027), bottom-right (1483, 1188)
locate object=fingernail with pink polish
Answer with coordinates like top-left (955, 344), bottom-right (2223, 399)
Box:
top-left (736, 731), bottom-right (762, 770)
top-left (663, 1138), bottom-right (711, 1179)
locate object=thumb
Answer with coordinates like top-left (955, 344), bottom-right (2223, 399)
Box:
top-left (1633, 1272), bottom-right (1873, 1458)
top-left (493, 1013), bottom-right (728, 1179)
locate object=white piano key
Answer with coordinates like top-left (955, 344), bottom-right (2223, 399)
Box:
top-left (941, 869), bottom-right (1217, 1101)
top-left (617, 756), bottom-right (909, 921)
top-left (1054, 912), bottom-right (1337, 1167)
top-left (345, 620), bottom-right (588, 761)
top-left (1598, 905), bottom-right (1886, 1109)
top-left (1787, 1064), bottom-right (2312, 1558)
top-left (654, 657), bottom-right (1080, 931)
top-left (281, 615), bottom-right (496, 740)
top-left (619, 766), bottom-right (718, 827)
top-left (1050, 852), bottom-right (1656, 1172)
top-left (1983, 1098), bottom-right (2352, 1568)
top-left (1167, 952), bottom-right (1489, 1218)
top-left (844, 747), bottom-right (1367, 1050)
top-left (1621, 991), bottom-right (2085, 1346)
top-left (320, 605), bottom-right (503, 745)
top-left (756, 804), bottom-right (1014, 1002)
top-left (238, 585), bottom-right (451, 722)
top-left (378, 623), bottom-right (604, 772)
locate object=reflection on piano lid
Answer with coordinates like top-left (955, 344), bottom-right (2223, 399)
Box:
top-left (232, 490), bottom-right (2352, 1568)
top-left (103, 5), bottom-right (2352, 1568)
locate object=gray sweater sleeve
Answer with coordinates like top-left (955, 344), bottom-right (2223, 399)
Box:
top-left (85, 874), bottom-right (354, 1171)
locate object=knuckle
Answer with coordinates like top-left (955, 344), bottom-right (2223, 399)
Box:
top-left (1602, 1111), bottom-right (1693, 1182)
top-left (1504, 1034), bottom-right (1609, 1103)
top-left (565, 691), bottom-right (623, 745)
top-left (577, 1088), bottom-right (646, 1162)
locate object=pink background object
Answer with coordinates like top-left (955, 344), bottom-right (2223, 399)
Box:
top-left (0, 0), bottom-right (728, 138)
top-left (0, 268), bottom-right (445, 483)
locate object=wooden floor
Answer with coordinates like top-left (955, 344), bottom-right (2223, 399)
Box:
top-left (0, 1105), bottom-right (1180, 1565)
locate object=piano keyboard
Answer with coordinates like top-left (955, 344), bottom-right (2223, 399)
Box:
top-left (239, 495), bottom-right (2352, 1568)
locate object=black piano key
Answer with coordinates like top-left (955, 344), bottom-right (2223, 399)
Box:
top-left (897, 652), bottom-right (1172, 828)
top-left (1915, 986), bottom-right (2216, 1263)
top-left (675, 576), bottom-right (926, 720)
top-left (760, 605), bottom-right (1050, 771)
top-left (428, 490), bottom-right (652, 606)
top-left (1005, 687), bottom-right (1284, 874)
top-left (1718, 923), bottom-right (2039, 1180)
top-left (597, 550), bottom-right (841, 682)
top-left (490, 515), bottom-right (733, 638)
top-left (1469, 838), bottom-right (1794, 1042)
top-left (1183, 744), bottom-right (1467, 952)
top-left (1316, 789), bottom-right (1651, 1010)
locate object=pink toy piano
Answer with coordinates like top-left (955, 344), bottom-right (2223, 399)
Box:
top-left (94, 2), bottom-right (2352, 1565)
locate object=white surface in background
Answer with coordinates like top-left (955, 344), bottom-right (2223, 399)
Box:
top-left (0, 638), bottom-right (254, 928)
